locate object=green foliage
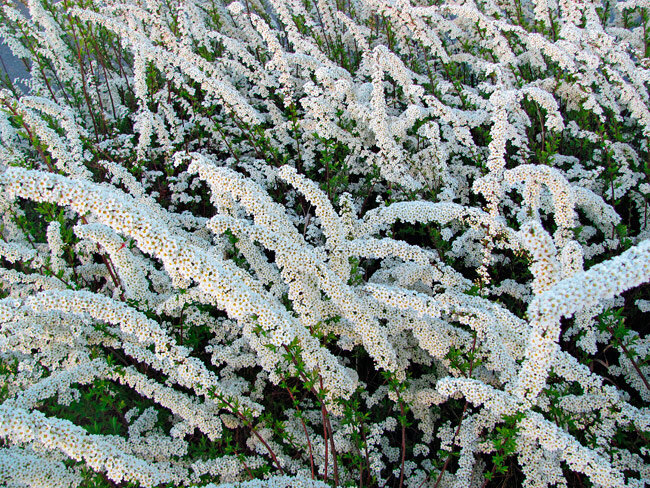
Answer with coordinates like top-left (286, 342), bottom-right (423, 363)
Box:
top-left (484, 412), bottom-right (524, 483)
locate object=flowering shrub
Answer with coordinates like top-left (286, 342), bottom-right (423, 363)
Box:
top-left (0, 0), bottom-right (650, 486)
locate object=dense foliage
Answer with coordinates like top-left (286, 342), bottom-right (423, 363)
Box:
top-left (0, 0), bottom-right (650, 486)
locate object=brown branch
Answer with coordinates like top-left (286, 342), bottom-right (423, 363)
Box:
top-left (1, 99), bottom-right (56, 173)
top-left (424, 333), bottom-right (479, 488)
top-left (607, 324), bottom-right (650, 392)
top-left (218, 395), bottom-right (285, 474)
top-left (281, 344), bottom-right (340, 486)
top-left (396, 388), bottom-right (406, 488)
top-left (320, 376), bottom-right (340, 487)
top-left (284, 383), bottom-right (316, 479)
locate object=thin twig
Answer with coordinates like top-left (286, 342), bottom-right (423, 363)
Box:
top-left (284, 383), bottom-right (316, 479)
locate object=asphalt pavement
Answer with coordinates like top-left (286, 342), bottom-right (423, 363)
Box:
top-left (0, 2), bottom-right (32, 92)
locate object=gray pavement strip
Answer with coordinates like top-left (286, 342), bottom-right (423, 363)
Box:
top-left (0, 1), bottom-right (32, 92)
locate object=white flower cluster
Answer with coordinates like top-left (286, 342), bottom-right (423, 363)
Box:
top-left (0, 446), bottom-right (82, 488)
top-left (1, 0), bottom-right (650, 486)
top-left (0, 404), bottom-right (184, 487)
